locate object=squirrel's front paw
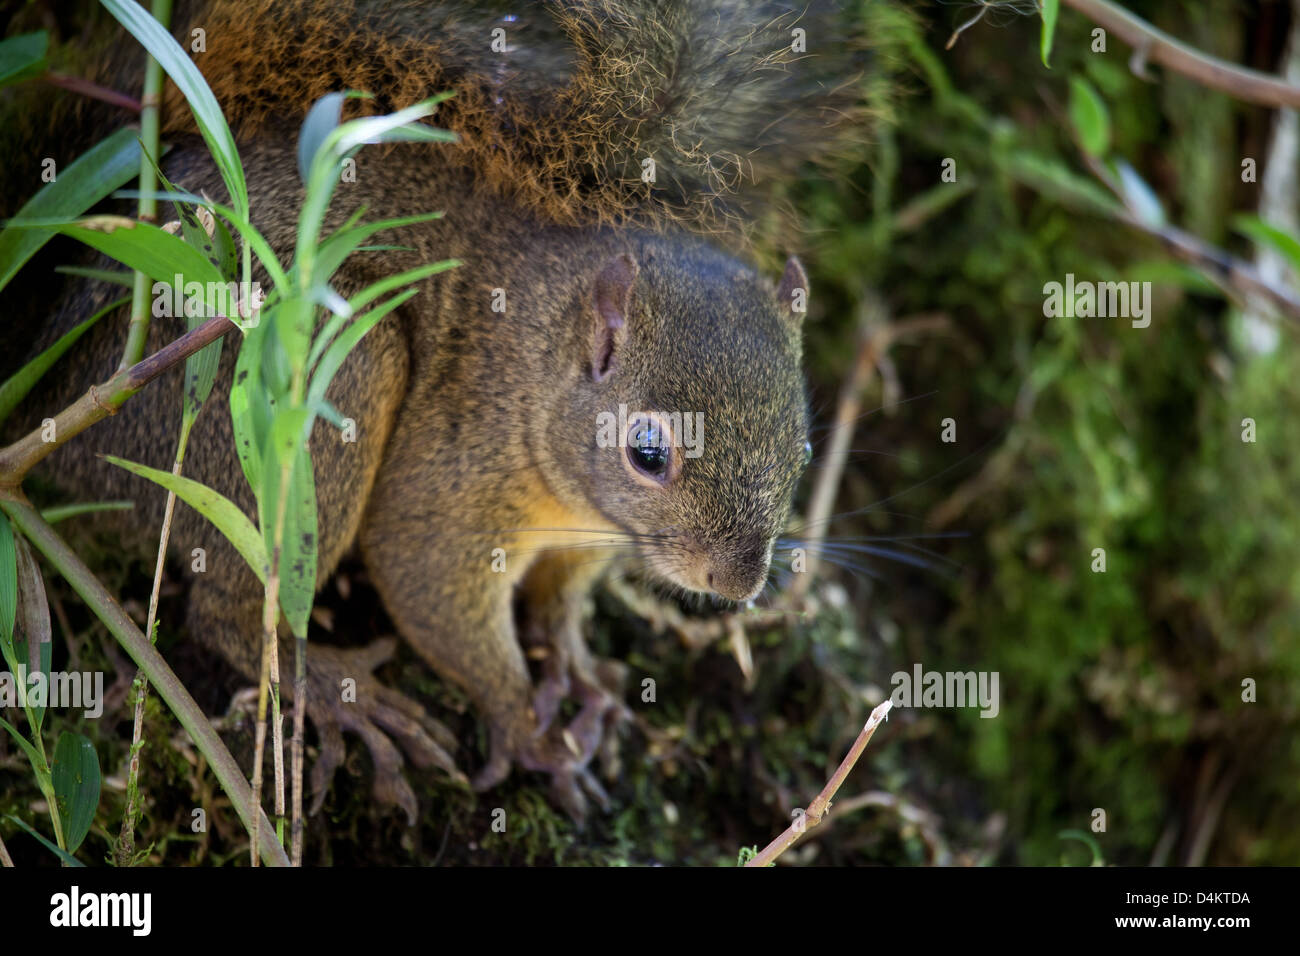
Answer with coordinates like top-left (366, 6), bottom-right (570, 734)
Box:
top-left (514, 724), bottom-right (614, 823)
top-left (471, 653), bottom-right (631, 823)
top-left (304, 640), bottom-right (465, 824)
top-left (531, 651), bottom-right (632, 776)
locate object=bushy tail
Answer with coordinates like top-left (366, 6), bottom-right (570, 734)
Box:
top-left (175, 0), bottom-right (871, 236)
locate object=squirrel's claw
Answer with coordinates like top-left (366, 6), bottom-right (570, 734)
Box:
top-left (302, 641), bottom-right (465, 824)
top-left (501, 656), bottom-right (630, 823)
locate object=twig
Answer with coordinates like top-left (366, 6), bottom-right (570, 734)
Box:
top-left (745, 699), bottom-right (893, 867)
top-left (42, 72), bottom-right (142, 113)
top-left (0, 313), bottom-right (236, 487)
top-left (1061, 0), bottom-right (1300, 108)
top-left (789, 293), bottom-right (887, 603)
top-left (251, 458), bottom-right (292, 866)
top-left (0, 831), bottom-right (13, 867)
top-left (1073, 141), bottom-right (1300, 323)
top-left (801, 789), bottom-right (952, 865)
top-left (291, 636), bottom-right (306, 866)
top-left (116, 452), bottom-right (184, 867)
top-left (789, 305), bottom-right (951, 602)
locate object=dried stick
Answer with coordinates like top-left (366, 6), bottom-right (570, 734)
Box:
top-left (43, 72), bottom-right (142, 113)
top-left (744, 699), bottom-right (893, 867)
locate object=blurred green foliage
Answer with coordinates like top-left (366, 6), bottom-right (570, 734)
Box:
top-left (789, 0), bottom-right (1300, 864)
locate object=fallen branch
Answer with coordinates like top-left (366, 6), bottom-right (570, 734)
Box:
top-left (744, 699), bottom-right (893, 867)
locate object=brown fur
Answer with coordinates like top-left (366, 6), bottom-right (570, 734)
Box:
top-left (165, 0), bottom-right (868, 239)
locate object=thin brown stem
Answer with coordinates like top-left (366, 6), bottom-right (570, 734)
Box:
top-left (291, 636), bottom-right (307, 866)
top-left (744, 699), bottom-right (894, 867)
top-left (116, 446), bottom-right (186, 867)
top-left (789, 294), bottom-right (886, 603)
top-left (42, 72), bottom-right (142, 113)
top-left (0, 314), bottom-right (236, 488)
top-left (1062, 0), bottom-right (1300, 108)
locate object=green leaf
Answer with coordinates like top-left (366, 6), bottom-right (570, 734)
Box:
top-left (40, 501), bottom-right (135, 524)
top-left (54, 265), bottom-right (136, 288)
top-left (1125, 260), bottom-right (1221, 296)
top-left (230, 329), bottom-right (268, 492)
top-left (261, 411), bottom-right (318, 639)
top-left (1040, 0), bottom-right (1059, 68)
top-left (103, 456), bottom-right (269, 583)
top-left (8, 216), bottom-right (223, 290)
top-left (101, 0), bottom-right (249, 220)
top-left (4, 815), bottom-right (84, 866)
top-left (0, 127), bottom-right (141, 294)
top-left (298, 92), bottom-right (348, 186)
top-left (0, 31), bottom-right (48, 87)
top-left (1001, 151), bottom-right (1123, 217)
top-left (313, 211), bottom-right (444, 292)
top-left (116, 187), bottom-right (289, 296)
top-left (0, 716), bottom-right (44, 772)
top-left (1068, 76), bottom-right (1111, 158)
top-left (1232, 214), bottom-right (1300, 277)
top-left (309, 289), bottom-right (418, 408)
top-left (163, 181), bottom-right (235, 419)
top-left (13, 535), bottom-right (53, 735)
top-left (298, 97), bottom-right (452, 273)
top-left (0, 295), bottom-right (129, 424)
top-left (51, 732), bottom-right (101, 853)
top-left (306, 255), bottom-right (456, 375)
top-left (347, 259), bottom-right (459, 314)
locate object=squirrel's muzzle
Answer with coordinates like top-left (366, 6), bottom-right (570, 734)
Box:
top-left (704, 536), bottom-right (772, 603)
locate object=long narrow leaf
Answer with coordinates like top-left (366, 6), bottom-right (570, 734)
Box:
top-left (3, 815), bottom-right (84, 867)
top-left (0, 294), bottom-right (129, 423)
top-left (309, 288), bottom-right (418, 408)
top-left (102, 456), bottom-right (269, 583)
top-left (0, 32), bottom-right (48, 87)
top-left (0, 512), bottom-right (16, 646)
top-left (0, 127), bottom-right (141, 293)
top-left (40, 501), bottom-right (134, 524)
top-left (13, 536), bottom-right (52, 735)
top-left (100, 0), bottom-right (248, 219)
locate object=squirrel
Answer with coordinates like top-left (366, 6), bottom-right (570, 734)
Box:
top-left (1, 0), bottom-right (866, 822)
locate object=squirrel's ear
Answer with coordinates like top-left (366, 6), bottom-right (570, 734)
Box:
top-left (591, 253), bottom-right (639, 382)
top-left (775, 256), bottom-right (809, 327)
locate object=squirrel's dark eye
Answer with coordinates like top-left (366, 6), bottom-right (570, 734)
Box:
top-left (802, 441), bottom-right (813, 467)
top-left (628, 420), bottom-right (670, 477)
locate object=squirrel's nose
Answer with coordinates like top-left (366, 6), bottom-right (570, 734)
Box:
top-left (705, 539), bottom-right (771, 602)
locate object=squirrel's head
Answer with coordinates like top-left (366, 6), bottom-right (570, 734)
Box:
top-left (545, 240), bottom-right (810, 603)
